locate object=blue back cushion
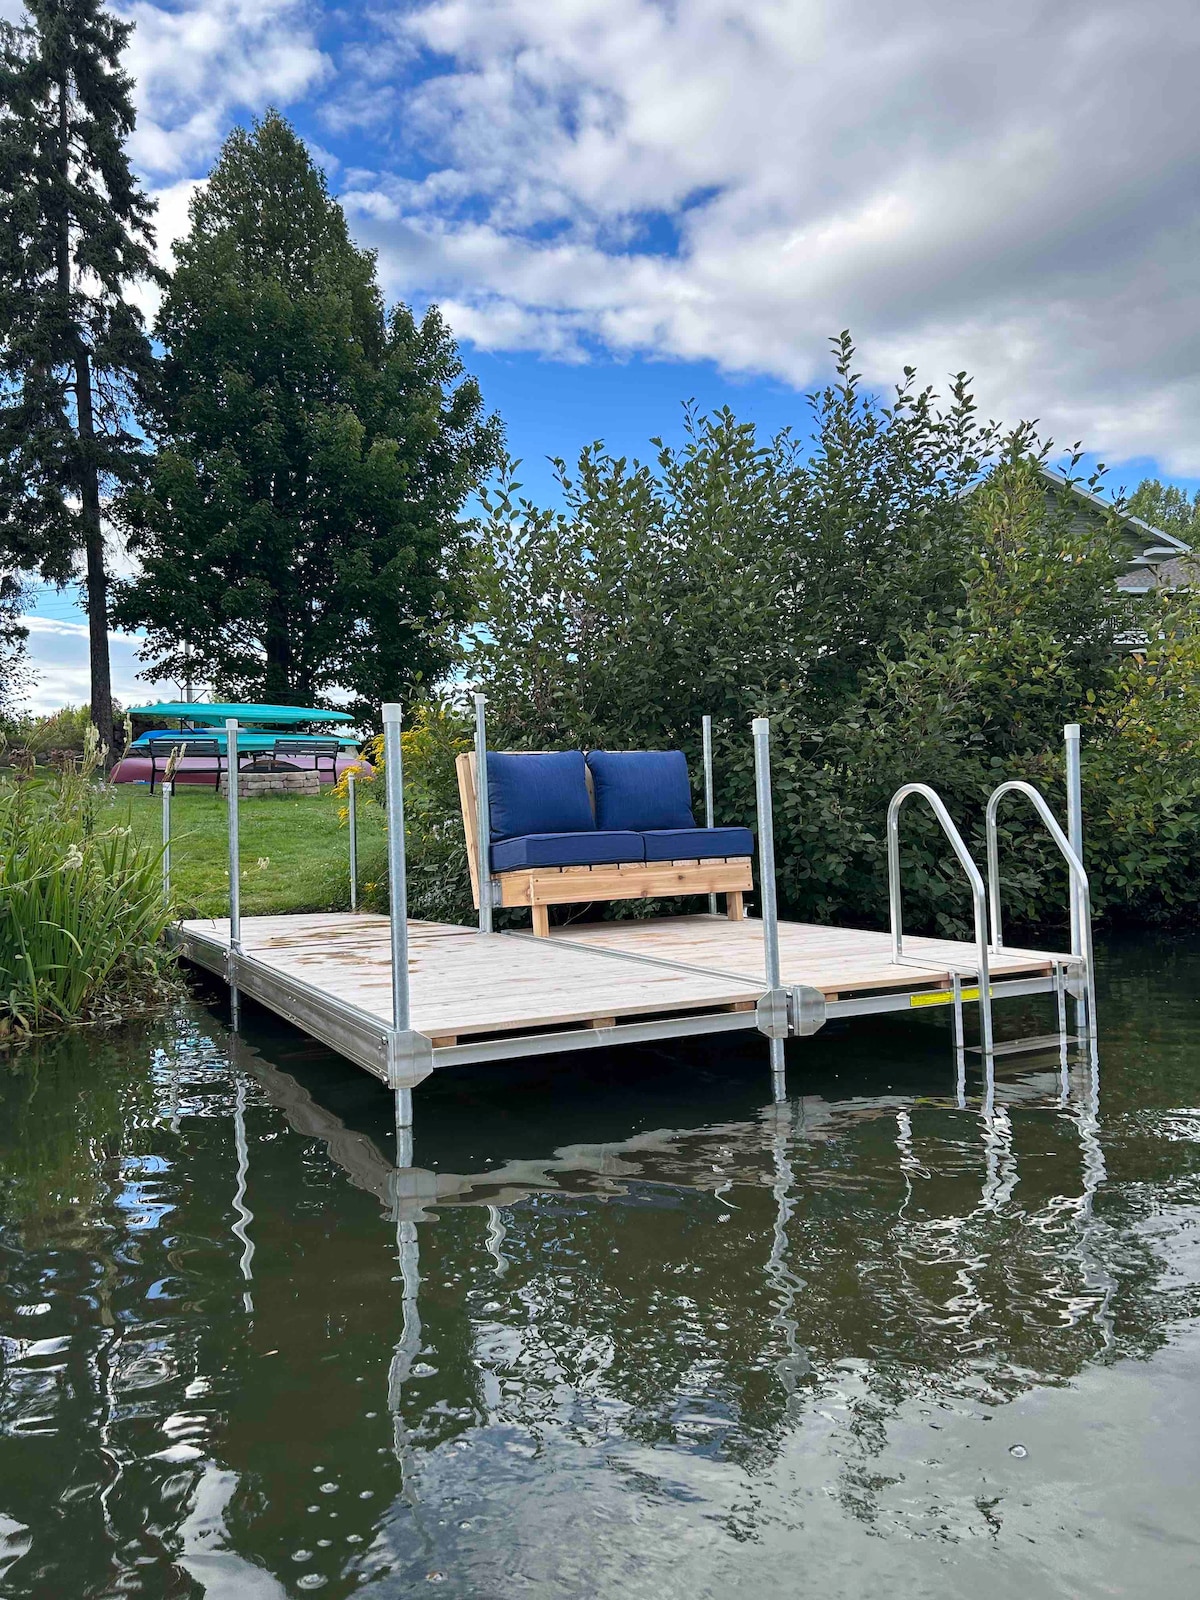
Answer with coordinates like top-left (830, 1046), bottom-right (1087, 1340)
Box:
top-left (486, 751), bottom-right (595, 840)
top-left (586, 750), bottom-right (696, 831)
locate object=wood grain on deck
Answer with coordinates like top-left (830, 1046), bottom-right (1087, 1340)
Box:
top-left (550, 915), bottom-right (1066, 995)
top-left (179, 911), bottom-right (1069, 1043)
top-left (180, 913), bottom-right (756, 1038)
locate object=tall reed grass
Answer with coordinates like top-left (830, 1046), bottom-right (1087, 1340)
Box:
top-left (0, 743), bottom-right (177, 1036)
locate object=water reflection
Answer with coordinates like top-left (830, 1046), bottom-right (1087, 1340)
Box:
top-left (1, 937), bottom-right (1199, 1596)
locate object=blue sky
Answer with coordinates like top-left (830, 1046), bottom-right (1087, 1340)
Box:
top-left (11, 0), bottom-right (1200, 710)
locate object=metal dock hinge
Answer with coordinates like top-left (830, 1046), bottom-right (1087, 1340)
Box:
top-left (789, 985), bottom-right (827, 1037)
top-left (387, 1030), bottom-right (435, 1091)
top-left (756, 988), bottom-right (790, 1039)
top-left (756, 985), bottom-right (827, 1040)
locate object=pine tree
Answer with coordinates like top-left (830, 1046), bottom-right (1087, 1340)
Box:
top-left (0, 0), bottom-right (160, 750)
top-left (0, 570), bottom-right (30, 717)
top-left (114, 111), bottom-right (502, 721)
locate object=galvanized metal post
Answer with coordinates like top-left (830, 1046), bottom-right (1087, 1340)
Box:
top-left (162, 778), bottom-right (172, 903)
top-left (753, 717), bottom-right (786, 1098)
top-left (702, 715), bottom-right (717, 916)
top-left (225, 719), bottom-right (241, 1030)
top-left (348, 771), bottom-right (358, 913)
top-left (1064, 722), bottom-right (1087, 1035)
top-left (382, 703), bottom-right (414, 1145)
top-left (474, 694), bottom-right (493, 933)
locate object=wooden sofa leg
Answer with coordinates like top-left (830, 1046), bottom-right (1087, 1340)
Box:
top-left (531, 904), bottom-right (550, 938)
top-left (726, 890), bottom-right (745, 922)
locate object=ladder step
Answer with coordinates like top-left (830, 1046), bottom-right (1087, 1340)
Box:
top-left (966, 1033), bottom-right (1084, 1058)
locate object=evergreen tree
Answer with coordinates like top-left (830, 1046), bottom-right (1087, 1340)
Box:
top-left (0, 570), bottom-right (30, 717)
top-left (0, 0), bottom-right (160, 749)
top-left (114, 111), bottom-right (502, 721)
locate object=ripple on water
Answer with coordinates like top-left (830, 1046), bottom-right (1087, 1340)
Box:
top-left (1, 950), bottom-right (1199, 1597)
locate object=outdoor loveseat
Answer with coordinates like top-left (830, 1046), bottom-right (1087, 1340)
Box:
top-left (456, 748), bottom-right (753, 936)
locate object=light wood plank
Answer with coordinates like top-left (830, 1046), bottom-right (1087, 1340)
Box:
top-left (455, 751), bottom-right (481, 908)
top-left (499, 857), bottom-right (752, 908)
top-left (179, 910), bottom-right (1072, 1048)
top-left (183, 913), bottom-right (759, 1037)
top-left (550, 915), bottom-right (1067, 995)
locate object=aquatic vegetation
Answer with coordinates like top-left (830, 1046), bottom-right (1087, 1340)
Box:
top-left (0, 739), bottom-right (178, 1034)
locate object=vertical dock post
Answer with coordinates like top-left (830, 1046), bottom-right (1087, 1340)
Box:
top-left (474, 694), bottom-right (493, 934)
top-left (752, 716), bottom-right (787, 1100)
top-left (1064, 722), bottom-right (1089, 1036)
top-left (162, 777), bottom-right (172, 903)
top-left (348, 770), bottom-right (358, 913)
top-left (382, 702), bottom-right (414, 1161)
top-left (225, 719), bottom-right (241, 1030)
top-left (702, 715), bottom-right (717, 916)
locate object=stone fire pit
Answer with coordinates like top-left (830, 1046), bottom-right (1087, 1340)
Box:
top-left (218, 760), bottom-right (321, 799)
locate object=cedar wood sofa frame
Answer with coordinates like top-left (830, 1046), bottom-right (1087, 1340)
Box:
top-left (455, 747), bottom-right (751, 937)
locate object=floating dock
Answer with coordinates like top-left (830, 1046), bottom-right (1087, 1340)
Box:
top-left (176, 910), bottom-right (1073, 1077)
top-left (168, 707), bottom-right (1097, 1152)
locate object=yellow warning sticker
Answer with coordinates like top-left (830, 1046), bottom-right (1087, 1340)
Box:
top-left (910, 987), bottom-right (981, 1008)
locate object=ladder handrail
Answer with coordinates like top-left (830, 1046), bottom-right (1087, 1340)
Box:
top-left (887, 783), bottom-right (993, 1057)
top-left (985, 779), bottom-right (1096, 1034)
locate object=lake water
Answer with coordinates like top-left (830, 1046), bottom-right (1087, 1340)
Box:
top-left (1, 934), bottom-right (1198, 1597)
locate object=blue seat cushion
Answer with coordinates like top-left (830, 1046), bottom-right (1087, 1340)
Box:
top-left (490, 831), bottom-right (645, 873)
top-left (487, 751), bottom-right (595, 840)
top-left (641, 826), bottom-right (754, 861)
top-left (586, 750), bottom-right (695, 831)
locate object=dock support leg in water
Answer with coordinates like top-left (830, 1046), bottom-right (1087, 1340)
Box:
top-left (394, 1088), bottom-right (413, 1170)
top-left (383, 702), bottom-right (433, 1166)
top-left (753, 717), bottom-right (787, 1102)
top-left (1064, 722), bottom-right (1093, 1041)
top-left (225, 718), bottom-right (242, 1031)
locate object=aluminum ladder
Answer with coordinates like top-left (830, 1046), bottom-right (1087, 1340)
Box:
top-left (982, 777), bottom-right (1097, 1054)
top-left (887, 782), bottom-right (996, 1057)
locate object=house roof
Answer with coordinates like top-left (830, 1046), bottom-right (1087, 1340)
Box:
top-left (962, 463), bottom-right (1193, 584)
top-left (1032, 464), bottom-right (1193, 556)
top-left (1115, 554), bottom-right (1200, 592)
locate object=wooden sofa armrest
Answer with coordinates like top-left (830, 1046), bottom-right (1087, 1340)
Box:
top-left (455, 750), bottom-right (483, 908)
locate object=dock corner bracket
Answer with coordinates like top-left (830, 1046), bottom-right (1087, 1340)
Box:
top-left (387, 1030), bottom-right (435, 1091)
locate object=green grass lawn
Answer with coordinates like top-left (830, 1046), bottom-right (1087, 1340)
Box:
top-left (108, 782), bottom-right (391, 919)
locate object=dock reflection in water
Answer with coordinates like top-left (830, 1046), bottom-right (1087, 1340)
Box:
top-left (1, 933), bottom-right (1199, 1598)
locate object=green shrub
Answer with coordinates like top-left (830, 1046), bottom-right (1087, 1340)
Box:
top-left (337, 705), bottom-right (475, 924)
top-left (402, 345), bottom-right (1200, 942)
top-left (0, 750), bottom-right (177, 1035)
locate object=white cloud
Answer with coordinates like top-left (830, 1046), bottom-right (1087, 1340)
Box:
top-left (331, 0), bottom-right (1200, 472)
top-left (20, 617), bottom-right (180, 717)
top-left (118, 0), bottom-right (329, 179)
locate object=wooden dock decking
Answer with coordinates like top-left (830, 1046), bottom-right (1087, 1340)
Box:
top-left (176, 911), bottom-right (1073, 1081)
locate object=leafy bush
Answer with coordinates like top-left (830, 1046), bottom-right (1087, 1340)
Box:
top-left (390, 340), bottom-right (1200, 942)
top-left (0, 747), bottom-right (177, 1035)
top-left (334, 704), bottom-right (474, 924)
